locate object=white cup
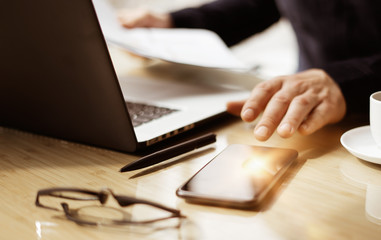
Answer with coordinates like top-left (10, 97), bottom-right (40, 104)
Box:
top-left (370, 91), bottom-right (381, 147)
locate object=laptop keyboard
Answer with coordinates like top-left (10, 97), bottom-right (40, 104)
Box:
top-left (126, 101), bottom-right (178, 127)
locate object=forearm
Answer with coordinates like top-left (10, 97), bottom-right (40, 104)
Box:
top-left (170, 0), bottom-right (280, 46)
top-left (323, 54), bottom-right (381, 114)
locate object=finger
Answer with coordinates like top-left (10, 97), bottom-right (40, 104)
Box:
top-left (240, 80), bottom-right (282, 122)
top-left (117, 9), bottom-right (148, 28)
top-left (253, 90), bottom-right (296, 141)
top-left (298, 103), bottom-right (332, 135)
top-left (226, 100), bottom-right (246, 116)
top-left (117, 15), bottom-right (137, 28)
top-left (277, 93), bottom-right (319, 138)
top-left (298, 90), bottom-right (346, 136)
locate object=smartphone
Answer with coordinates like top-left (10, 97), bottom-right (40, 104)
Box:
top-left (176, 144), bottom-right (298, 209)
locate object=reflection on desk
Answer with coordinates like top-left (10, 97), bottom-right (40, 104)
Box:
top-left (340, 158), bottom-right (381, 225)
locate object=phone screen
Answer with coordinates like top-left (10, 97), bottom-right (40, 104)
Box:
top-left (176, 144), bottom-right (298, 209)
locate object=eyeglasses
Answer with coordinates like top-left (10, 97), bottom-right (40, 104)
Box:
top-left (35, 187), bottom-right (185, 227)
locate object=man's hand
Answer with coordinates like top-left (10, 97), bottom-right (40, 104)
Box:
top-left (227, 69), bottom-right (346, 141)
top-left (117, 9), bottom-right (172, 28)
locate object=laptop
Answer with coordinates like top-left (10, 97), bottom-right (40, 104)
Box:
top-left (0, 0), bottom-right (252, 152)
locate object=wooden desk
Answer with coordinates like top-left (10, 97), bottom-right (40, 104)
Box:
top-left (1, 46), bottom-right (381, 240)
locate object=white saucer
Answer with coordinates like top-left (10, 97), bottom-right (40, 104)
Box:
top-left (341, 126), bottom-right (381, 164)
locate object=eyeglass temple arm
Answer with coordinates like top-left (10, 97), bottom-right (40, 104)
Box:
top-left (109, 192), bottom-right (182, 216)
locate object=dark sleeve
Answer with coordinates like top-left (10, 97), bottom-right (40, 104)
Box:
top-left (324, 54), bottom-right (381, 114)
top-left (170, 0), bottom-right (280, 46)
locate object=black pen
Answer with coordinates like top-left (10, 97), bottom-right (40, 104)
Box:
top-left (120, 133), bottom-right (216, 172)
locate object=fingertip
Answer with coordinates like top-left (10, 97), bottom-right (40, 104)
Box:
top-left (277, 123), bottom-right (294, 138)
top-left (254, 126), bottom-right (270, 141)
top-left (298, 123), bottom-right (312, 135)
top-left (226, 101), bottom-right (244, 116)
top-left (241, 108), bottom-right (255, 122)
top-left (120, 23), bottom-right (132, 29)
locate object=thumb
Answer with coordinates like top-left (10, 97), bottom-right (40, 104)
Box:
top-left (226, 100), bottom-right (246, 116)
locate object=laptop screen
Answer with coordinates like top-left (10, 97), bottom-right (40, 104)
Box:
top-left (0, 0), bottom-right (138, 152)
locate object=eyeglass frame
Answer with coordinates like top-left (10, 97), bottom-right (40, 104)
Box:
top-left (35, 187), bottom-right (185, 226)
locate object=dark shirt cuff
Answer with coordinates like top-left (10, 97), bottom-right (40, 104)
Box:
top-left (324, 57), bottom-right (381, 114)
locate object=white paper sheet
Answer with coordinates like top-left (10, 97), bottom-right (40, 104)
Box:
top-left (92, 0), bottom-right (249, 70)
